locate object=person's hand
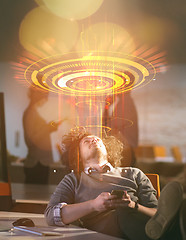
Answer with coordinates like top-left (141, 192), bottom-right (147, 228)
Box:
top-left (92, 192), bottom-right (116, 212)
top-left (50, 118), bottom-right (68, 130)
top-left (104, 191), bottom-right (131, 209)
top-left (92, 191), bottom-right (136, 212)
top-left (122, 191), bottom-right (135, 209)
top-left (101, 191), bottom-right (136, 209)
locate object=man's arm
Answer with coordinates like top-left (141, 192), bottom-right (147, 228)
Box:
top-left (128, 200), bottom-right (157, 217)
top-left (61, 191), bottom-right (157, 225)
top-left (137, 204), bottom-right (157, 217)
top-left (61, 192), bottom-right (115, 224)
top-left (46, 190), bottom-right (156, 226)
top-left (123, 191), bottom-right (157, 217)
top-left (105, 191), bottom-right (157, 218)
top-left (45, 174), bottom-right (117, 226)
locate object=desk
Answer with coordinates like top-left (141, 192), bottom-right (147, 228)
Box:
top-left (0, 212), bottom-right (121, 240)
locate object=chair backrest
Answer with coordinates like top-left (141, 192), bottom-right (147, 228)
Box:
top-left (145, 173), bottom-right (160, 199)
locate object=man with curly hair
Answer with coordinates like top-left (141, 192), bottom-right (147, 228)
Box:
top-left (45, 128), bottom-right (185, 240)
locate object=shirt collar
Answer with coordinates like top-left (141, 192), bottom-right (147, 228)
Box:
top-left (84, 162), bottom-right (114, 175)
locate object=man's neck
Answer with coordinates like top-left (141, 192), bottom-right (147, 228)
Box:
top-left (84, 158), bottom-right (108, 172)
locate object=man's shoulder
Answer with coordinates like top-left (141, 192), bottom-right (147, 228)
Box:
top-left (64, 171), bottom-right (78, 179)
top-left (116, 166), bottom-right (143, 173)
top-left (115, 167), bottom-right (145, 178)
top-left (59, 171), bottom-right (78, 184)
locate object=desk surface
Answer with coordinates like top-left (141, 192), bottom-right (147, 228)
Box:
top-left (0, 212), bottom-right (121, 240)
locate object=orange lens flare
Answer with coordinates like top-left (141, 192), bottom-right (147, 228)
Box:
top-left (12, 48), bottom-right (167, 137)
top-left (24, 51), bottom-right (156, 96)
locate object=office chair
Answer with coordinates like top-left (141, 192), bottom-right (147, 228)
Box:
top-left (146, 173), bottom-right (160, 199)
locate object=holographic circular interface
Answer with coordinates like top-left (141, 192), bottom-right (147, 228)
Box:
top-left (24, 52), bottom-right (156, 96)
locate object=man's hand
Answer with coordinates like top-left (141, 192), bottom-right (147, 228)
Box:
top-left (92, 191), bottom-right (136, 212)
top-left (122, 191), bottom-right (135, 209)
top-left (92, 192), bottom-right (115, 211)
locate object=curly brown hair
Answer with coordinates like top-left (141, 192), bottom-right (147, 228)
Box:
top-left (61, 127), bottom-right (124, 174)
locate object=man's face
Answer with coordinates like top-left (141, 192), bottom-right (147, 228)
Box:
top-left (79, 135), bottom-right (107, 167)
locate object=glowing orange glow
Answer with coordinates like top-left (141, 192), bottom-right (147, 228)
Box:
top-left (71, 125), bottom-right (111, 136)
top-left (12, 46), bottom-right (167, 137)
top-left (109, 117), bottom-right (134, 129)
top-left (23, 51), bottom-right (156, 96)
top-left (75, 100), bottom-right (110, 108)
